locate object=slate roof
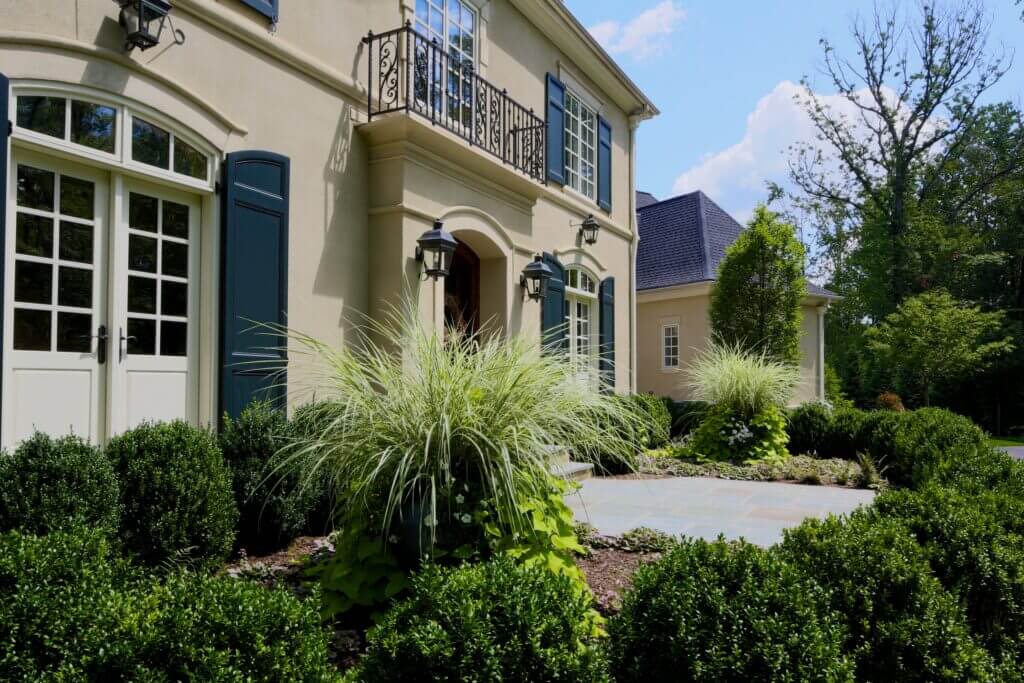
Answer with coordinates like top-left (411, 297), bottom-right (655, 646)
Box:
top-left (636, 190), bottom-right (839, 298)
top-left (636, 191), bottom-right (660, 209)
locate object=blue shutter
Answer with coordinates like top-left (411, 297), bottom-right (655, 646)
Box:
top-left (597, 117), bottom-right (612, 213)
top-left (240, 0), bottom-right (278, 22)
top-left (541, 252), bottom-right (566, 352)
top-left (545, 74), bottom-right (566, 185)
top-left (0, 73), bottom-right (8, 416)
top-left (220, 151), bottom-right (290, 422)
top-left (599, 277), bottom-right (615, 390)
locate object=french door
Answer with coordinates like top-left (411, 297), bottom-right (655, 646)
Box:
top-left (2, 150), bottom-right (199, 448)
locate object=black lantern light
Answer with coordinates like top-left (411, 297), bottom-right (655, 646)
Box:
top-left (520, 255), bottom-right (554, 301)
top-left (118, 0), bottom-right (184, 52)
top-left (577, 214), bottom-right (600, 246)
top-left (415, 220), bottom-right (459, 280)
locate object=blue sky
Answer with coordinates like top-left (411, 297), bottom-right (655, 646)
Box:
top-left (565, 0), bottom-right (1024, 222)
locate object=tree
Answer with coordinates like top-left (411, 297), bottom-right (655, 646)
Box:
top-left (709, 206), bottom-right (806, 363)
top-left (865, 290), bottom-right (1013, 405)
top-left (790, 1), bottom-right (1015, 319)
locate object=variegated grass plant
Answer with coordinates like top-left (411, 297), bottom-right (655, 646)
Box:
top-left (270, 302), bottom-right (651, 548)
top-left (686, 342), bottom-right (801, 418)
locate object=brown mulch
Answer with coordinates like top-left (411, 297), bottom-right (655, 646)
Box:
top-left (577, 547), bottom-right (658, 615)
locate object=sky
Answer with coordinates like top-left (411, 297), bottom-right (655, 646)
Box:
top-left (564, 0), bottom-right (1024, 223)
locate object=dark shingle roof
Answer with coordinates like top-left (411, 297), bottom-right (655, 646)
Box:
top-left (636, 191), bottom-right (659, 209)
top-left (636, 191), bottom-right (839, 298)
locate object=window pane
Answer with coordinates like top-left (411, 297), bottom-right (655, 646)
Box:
top-left (162, 201), bottom-right (189, 239)
top-left (16, 214), bottom-right (54, 258)
top-left (173, 139), bottom-right (207, 180)
top-left (161, 321), bottom-right (188, 357)
top-left (161, 281), bottom-right (188, 317)
top-left (15, 261), bottom-right (52, 304)
top-left (13, 309), bottom-right (51, 351)
top-left (127, 318), bottom-right (156, 355)
top-left (129, 193), bottom-right (158, 232)
top-left (58, 267), bottom-right (92, 309)
top-left (57, 312), bottom-right (92, 353)
top-left (162, 241), bottom-right (188, 278)
top-left (128, 235), bottom-right (157, 273)
top-left (128, 276), bottom-right (157, 314)
top-left (60, 175), bottom-right (95, 219)
top-left (59, 222), bottom-right (93, 264)
top-left (17, 166), bottom-right (55, 211)
top-left (71, 101), bottom-right (116, 153)
top-left (131, 117), bottom-right (170, 169)
top-left (17, 96), bottom-right (66, 139)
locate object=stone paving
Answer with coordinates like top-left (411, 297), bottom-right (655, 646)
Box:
top-left (1001, 446), bottom-right (1024, 461)
top-left (567, 477), bottom-right (876, 547)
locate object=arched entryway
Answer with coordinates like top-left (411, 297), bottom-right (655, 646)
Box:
top-left (444, 240), bottom-right (480, 336)
top-left (444, 226), bottom-right (509, 338)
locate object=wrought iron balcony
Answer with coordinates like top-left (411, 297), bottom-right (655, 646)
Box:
top-left (363, 23), bottom-right (546, 184)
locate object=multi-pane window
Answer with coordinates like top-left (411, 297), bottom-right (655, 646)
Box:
top-left (125, 192), bottom-right (190, 357)
top-left (564, 267), bottom-right (598, 380)
top-left (564, 90), bottom-right (597, 200)
top-left (12, 165), bottom-right (97, 353)
top-left (662, 323), bottom-right (680, 370)
top-left (414, 0), bottom-right (477, 128)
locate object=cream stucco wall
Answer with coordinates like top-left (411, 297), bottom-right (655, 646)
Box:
top-left (1, 0), bottom-right (653, 432)
top-left (637, 284), bottom-right (829, 405)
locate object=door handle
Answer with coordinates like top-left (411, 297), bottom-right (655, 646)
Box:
top-left (83, 325), bottom-right (109, 364)
top-left (119, 327), bottom-right (136, 361)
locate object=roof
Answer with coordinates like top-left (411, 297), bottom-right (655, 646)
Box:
top-left (636, 191), bottom-right (839, 299)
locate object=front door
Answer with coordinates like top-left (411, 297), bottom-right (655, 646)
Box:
top-left (2, 150), bottom-right (200, 448)
top-left (3, 151), bottom-right (109, 445)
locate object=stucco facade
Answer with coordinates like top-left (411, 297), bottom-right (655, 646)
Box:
top-left (636, 282), bottom-right (831, 405)
top-left (0, 0), bottom-right (656, 448)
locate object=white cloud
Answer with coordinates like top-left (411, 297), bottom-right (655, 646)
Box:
top-left (587, 1), bottom-right (686, 61)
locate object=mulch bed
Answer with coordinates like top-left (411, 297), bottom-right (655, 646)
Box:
top-left (577, 547), bottom-right (658, 614)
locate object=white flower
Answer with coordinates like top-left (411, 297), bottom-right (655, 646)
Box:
top-left (423, 514), bottom-right (436, 527)
top-left (455, 494), bottom-right (465, 505)
top-left (388, 534), bottom-right (400, 544)
top-left (460, 513), bottom-right (472, 524)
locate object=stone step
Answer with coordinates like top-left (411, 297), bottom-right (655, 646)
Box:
top-left (550, 460), bottom-right (594, 482)
top-left (541, 444), bottom-right (570, 466)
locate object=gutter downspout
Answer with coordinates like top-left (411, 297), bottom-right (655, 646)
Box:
top-left (628, 112), bottom-right (643, 394)
top-left (817, 304), bottom-right (828, 401)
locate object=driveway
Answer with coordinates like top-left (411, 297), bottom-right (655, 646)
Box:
top-left (567, 477), bottom-right (876, 547)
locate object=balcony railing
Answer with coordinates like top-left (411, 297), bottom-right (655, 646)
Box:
top-left (363, 23), bottom-right (546, 184)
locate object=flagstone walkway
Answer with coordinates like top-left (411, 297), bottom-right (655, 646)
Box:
top-left (567, 477), bottom-right (876, 547)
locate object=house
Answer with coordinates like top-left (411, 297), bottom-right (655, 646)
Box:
top-left (0, 0), bottom-right (657, 448)
top-left (635, 190), bottom-right (837, 404)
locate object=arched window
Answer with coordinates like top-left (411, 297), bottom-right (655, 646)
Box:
top-left (564, 266), bottom-right (599, 381)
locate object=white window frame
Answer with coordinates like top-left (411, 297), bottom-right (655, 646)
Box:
top-left (10, 83), bottom-right (215, 194)
top-left (661, 322), bottom-right (680, 371)
top-left (564, 266), bottom-right (599, 383)
top-left (413, 0), bottom-right (478, 131)
top-left (563, 88), bottom-right (597, 202)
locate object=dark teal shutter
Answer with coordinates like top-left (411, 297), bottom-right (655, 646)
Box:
top-left (541, 252), bottom-right (566, 351)
top-left (545, 74), bottom-right (566, 185)
top-left (220, 151), bottom-right (290, 422)
top-left (240, 0), bottom-right (278, 22)
top-left (599, 277), bottom-right (615, 389)
top-left (597, 117), bottom-right (612, 213)
top-left (0, 73), bottom-right (8, 413)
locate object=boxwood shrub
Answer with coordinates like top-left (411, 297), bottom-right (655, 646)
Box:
top-left (667, 400), bottom-right (711, 438)
top-left (354, 558), bottom-right (609, 682)
top-left (786, 402), bottom-right (834, 457)
top-left (0, 527), bottom-right (339, 681)
top-left (0, 432), bottom-right (119, 536)
top-left (608, 538), bottom-right (853, 682)
top-left (779, 514), bottom-right (994, 681)
top-left (873, 485), bottom-right (1024, 669)
top-left (106, 421), bottom-right (237, 567)
top-left (220, 402), bottom-right (321, 554)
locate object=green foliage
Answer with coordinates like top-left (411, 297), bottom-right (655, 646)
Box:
top-left (0, 527), bottom-right (338, 681)
top-left (354, 558), bottom-right (609, 683)
top-left (873, 485), bottom-right (1024, 669)
top-left (686, 342), bottom-right (801, 419)
top-left (866, 290), bottom-right (1013, 406)
top-left (0, 432), bottom-right (119, 536)
top-left (780, 514), bottom-right (995, 681)
top-left (709, 205), bottom-right (807, 362)
top-left (608, 538), bottom-right (853, 682)
top-left (220, 401), bottom-right (321, 554)
top-left (824, 363), bottom-right (852, 408)
top-left (616, 527), bottom-right (678, 553)
top-left (787, 402), bottom-right (835, 456)
top-left (666, 399), bottom-right (711, 438)
top-left (688, 403), bottom-right (790, 464)
top-left (106, 421), bottom-right (237, 568)
top-left (628, 393), bottom-right (671, 448)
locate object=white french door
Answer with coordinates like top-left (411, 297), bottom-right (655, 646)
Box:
top-left (2, 150), bottom-right (200, 448)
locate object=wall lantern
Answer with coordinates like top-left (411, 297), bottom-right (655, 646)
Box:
top-left (520, 255), bottom-right (554, 301)
top-left (577, 214), bottom-right (600, 246)
top-left (118, 0), bottom-right (185, 52)
top-left (415, 220), bottom-right (458, 281)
